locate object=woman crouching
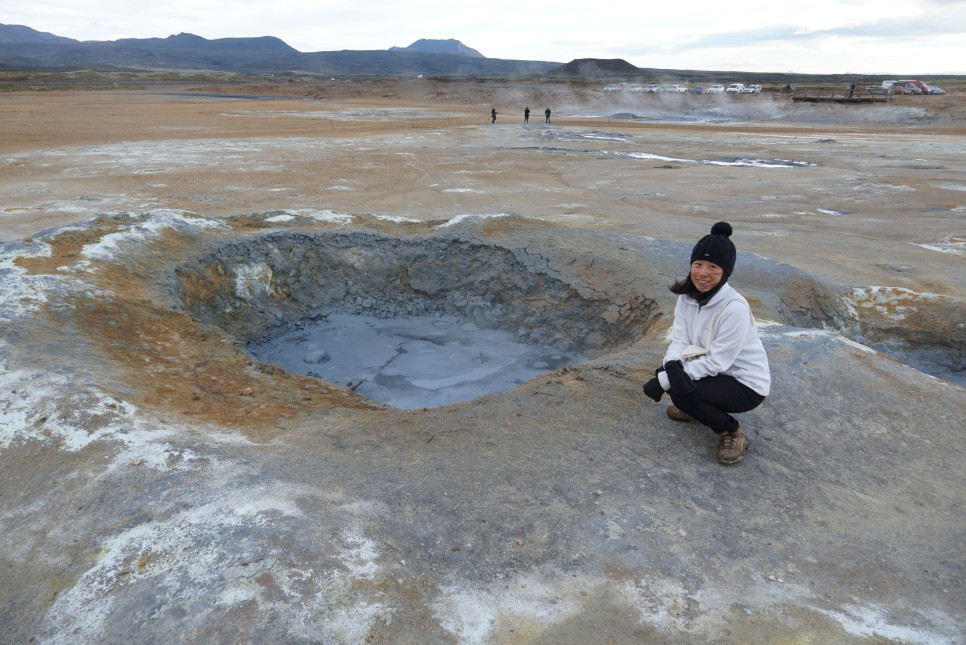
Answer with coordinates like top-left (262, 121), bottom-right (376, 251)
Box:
top-left (643, 222), bottom-right (771, 464)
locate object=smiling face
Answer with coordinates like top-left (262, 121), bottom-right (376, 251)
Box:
top-left (690, 259), bottom-right (725, 292)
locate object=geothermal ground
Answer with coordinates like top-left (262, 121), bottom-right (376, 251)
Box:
top-left (1, 79), bottom-right (964, 644)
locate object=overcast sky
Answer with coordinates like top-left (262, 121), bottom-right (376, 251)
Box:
top-left (5, 0), bottom-right (966, 74)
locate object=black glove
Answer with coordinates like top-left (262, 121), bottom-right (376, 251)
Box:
top-left (642, 377), bottom-right (664, 402)
top-left (664, 360), bottom-right (696, 395)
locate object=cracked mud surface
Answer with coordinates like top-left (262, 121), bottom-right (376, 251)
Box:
top-left (1, 80), bottom-right (964, 643)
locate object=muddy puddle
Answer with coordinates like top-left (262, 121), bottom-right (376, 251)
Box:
top-left (248, 312), bottom-right (583, 409)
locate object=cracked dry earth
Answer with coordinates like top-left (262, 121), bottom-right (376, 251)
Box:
top-left (1, 82), bottom-right (964, 644)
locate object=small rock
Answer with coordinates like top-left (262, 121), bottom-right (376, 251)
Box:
top-left (304, 350), bottom-right (331, 364)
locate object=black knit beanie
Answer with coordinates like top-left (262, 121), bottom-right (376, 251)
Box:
top-left (690, 221), bottom-right (737, 276)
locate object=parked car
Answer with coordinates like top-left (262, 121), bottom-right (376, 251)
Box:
top-left (889, 84), bottom-right (917, 95)
top-left (865, 85), bottom-right (890, 95)
top-left (643, 84), bottom-right (660, 93)
top-left (707, 84), bottom-right (725, 94)
top-left (925, 85), bottom-right (946, 95)
top-left (657, 84), bottom-right (688, 93)
top-left (726, 83), bottom-right (745, 93)
top-left (741, 84), bottom-right (762, 93)
top-left (896, 80), bottom-right (929, 94)
top-left (691, 86), bottom-right (706, 94)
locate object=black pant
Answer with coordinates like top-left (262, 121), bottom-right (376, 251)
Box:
top-left (669, 374), bottom-right (764, 434)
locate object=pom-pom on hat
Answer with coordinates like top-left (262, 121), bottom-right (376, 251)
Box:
top-left (690, 221), bottom-right (737, 276)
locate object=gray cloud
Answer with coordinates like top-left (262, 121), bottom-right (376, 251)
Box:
top-left (671, 8), bottom-right (965, 55)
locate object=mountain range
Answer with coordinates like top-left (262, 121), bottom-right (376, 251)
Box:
top-left (0, 24), bottom-right (558, 77)
top-left (6, 24), bottom-right (943, 83)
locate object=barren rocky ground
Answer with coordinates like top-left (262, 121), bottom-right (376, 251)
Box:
top-left (1, 79), bottom-right (964, 644)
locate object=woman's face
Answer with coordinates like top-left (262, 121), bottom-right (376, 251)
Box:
top-left (690, 260), bottom-right (724, 293)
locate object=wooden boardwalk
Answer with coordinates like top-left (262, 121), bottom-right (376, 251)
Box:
top-left (792, 86), bottom-right (890, 104)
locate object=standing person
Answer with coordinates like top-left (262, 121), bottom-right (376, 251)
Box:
top-left (544, 107), bottom-right (551, 124)
top-left (642, 222), bottom-right (770, 465)
top-left (848, 82), bottom-right (856, 99)
top-left (524, 106), bottom-right (530, 124)
top-left (491, 107), bottom-right (497, 124)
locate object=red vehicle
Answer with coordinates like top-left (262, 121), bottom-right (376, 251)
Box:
top-left (896, 80), bottom-right (928, 94)
top-left (890, 84), bottom-right (918, 95)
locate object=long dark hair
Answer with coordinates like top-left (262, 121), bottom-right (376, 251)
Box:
top-left (669, 275), bottom-right (698, 296)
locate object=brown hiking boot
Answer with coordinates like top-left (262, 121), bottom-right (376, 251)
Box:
top-left (666, 405), bottom-right (694, 422)
top-left (717, 427), bottom-right (749, 465)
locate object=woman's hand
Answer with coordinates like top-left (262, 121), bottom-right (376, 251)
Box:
top-left (642, 377), bottom-right (664, 402)
top-left (664, 360), bottom-right (696, 395)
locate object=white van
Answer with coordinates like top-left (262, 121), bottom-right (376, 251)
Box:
top-left (726, 83), bottom-right (745, 93)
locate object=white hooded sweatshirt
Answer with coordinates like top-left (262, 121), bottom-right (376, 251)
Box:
top-left (659, 282), bottom-right (771, 396)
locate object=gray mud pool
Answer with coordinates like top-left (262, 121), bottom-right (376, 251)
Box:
top-left (248, 313), bottom-right (584, 409)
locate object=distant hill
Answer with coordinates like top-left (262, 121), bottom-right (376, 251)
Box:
top-left (0, 34), bottom-right (306, 74)
top-left (546, 58), bottom-right (639, 78)
top-left (390, 39), bottom-right (484, 59)
top-left (112, 33), bottom-right (299, 54)
top-left (0, 24), bottom-right (556, 77)
top-left (0, 23), bottom-right (76, 44)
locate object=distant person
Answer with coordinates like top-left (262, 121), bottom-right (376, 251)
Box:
top-left (848, 82), bottom-right (856, 99)
top-left (524, 106), bottom-right (530, 124)
top-left (544, 107), bottom-right (551, 124)
top-left (491, 107), bottom-right (497, 124)
top-left (641, 222), bottom-right (770, 465)
top-left (783, 83), bottom-right (792, 94)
